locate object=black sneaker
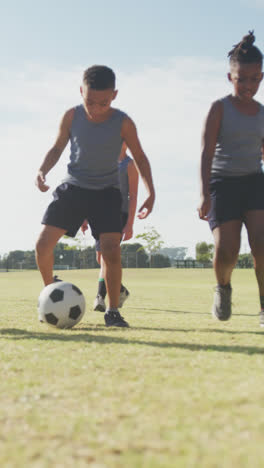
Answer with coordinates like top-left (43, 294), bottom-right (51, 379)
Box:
top-left (53, 275), bottom-right (62, 282)
top-left (212, 284), bottom-right (232, 321)
top-left (104, 309), bottom-right (129, 328)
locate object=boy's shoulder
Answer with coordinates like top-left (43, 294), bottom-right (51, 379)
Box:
top-left (112, 108), bottom-right (130, 121)
top-left (254, 98), bottom-right (264, 110)
top-left (62, 106), bottom-right (77, 121)
top-left (211, 95), bottom-right (229, 108)
top-left (58, 107), bottom-right (76, 131)
top-left (207, 97), bottom-right (227, 118)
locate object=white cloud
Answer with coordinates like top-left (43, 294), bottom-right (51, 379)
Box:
top-left (1, 57), bottom-right (257, 257)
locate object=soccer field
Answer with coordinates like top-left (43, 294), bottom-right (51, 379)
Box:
top-left (1, 268), bottom-right (264, 468)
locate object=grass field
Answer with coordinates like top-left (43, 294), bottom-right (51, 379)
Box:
top-left (1, 268), bottom-right (264, 468)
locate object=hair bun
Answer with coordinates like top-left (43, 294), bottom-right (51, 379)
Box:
top-left (228, 30), bottom-right (256, 57)
top-left (240, 30), bottom-right (255, 52)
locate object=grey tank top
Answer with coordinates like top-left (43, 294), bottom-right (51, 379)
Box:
top-left (211, 95), bottom-right (264, 177)
top-left (119, 155), bottom-right (133, 213)
top-left (63, 105), bottom-right (127, 189)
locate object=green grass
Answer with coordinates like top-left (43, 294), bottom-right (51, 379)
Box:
top-left (1, 268), bottom-right (264, 468)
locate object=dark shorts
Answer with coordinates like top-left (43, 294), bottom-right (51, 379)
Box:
top-left (42, 183), bottom-right (122, 239)
top-left (95, 212), bottom-right (128, 251)
top-left (208, 173), bottom-right (264, 231)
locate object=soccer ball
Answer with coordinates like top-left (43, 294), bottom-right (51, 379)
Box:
top-left (38, 282), bottom-right (86, 329)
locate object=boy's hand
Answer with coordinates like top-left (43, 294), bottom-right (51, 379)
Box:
top-left (81, 220), bottom-right (89, 234)
top-left (35, 171), bottom-right (50, 192)
top-left (137, 195), bottom-right (155, 219)
top-left (198, 194), bottom-right (211, 220)
top-left (122, 223), bottom-right (133, 241)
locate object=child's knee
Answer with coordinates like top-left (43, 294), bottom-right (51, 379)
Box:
top-left (35, 234), bottom-right (53, 257)
top-left (215, 244), bottom-right (238, 264)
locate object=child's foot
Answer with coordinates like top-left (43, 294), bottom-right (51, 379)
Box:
top-left (259, 310), bottom-right (264, 328)
top-left (93, 295), bottom-right (106, 312)
top-left (212, 284), bottom-right (232, 321)
top-left (119, 286), bottom-right (130, 308)
top-left (104, 309), bottom-right (129, 327)
top-left (53, 275), bottom-right (62, 282)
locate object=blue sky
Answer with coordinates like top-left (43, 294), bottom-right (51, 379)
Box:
top-left (1, 0), bottom-right (263, 70)
top-left (1, 0), bottom-right (264, 256)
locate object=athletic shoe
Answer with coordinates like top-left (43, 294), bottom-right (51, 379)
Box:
top-left (104, 309), bottom-right (129, 327)
top-left (93, 295), bottom-right (106, 312)
top-left (260, 310), bottom-right (264, 328)
top-left (119, 286), bottom-right (130, 308)
top-left (212, 284), bottom-right (232, 321)
top-left (53, 275), bottom-right (62, 282)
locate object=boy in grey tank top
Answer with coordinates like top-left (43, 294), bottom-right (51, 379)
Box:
top-left (198, 32), bottom-right (264, 326)
top-left (35, 65), bottom-right (155, 328)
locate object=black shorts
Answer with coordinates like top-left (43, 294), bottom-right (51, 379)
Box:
top-left (42, 183), bottom-right (122, 239)
top-left (208, 173), bottom-right (264, 231)
top-left (95, 212), bottom-right (128, 251)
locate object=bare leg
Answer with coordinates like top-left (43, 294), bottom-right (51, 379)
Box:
top-left (244, 210), bottom-right (264, 298)
top-left (35, 225), bottom-right (66, 286)
top-left (213, 220), bottom-right (242, 285)
top-left (211, 220), bottom-right (242, 321)
top-left (96, 251), bottom-right (104, 278)
top-left (100, 232), bottom-right (121, 309)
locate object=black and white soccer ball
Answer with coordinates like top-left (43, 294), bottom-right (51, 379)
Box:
top-left (38, 282), bottom-right (86, 329)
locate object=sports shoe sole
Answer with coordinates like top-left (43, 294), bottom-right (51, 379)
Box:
top-left (94, 303), bottom-right (106, 312)
top-left (119, 291), bottom-right (130, 308)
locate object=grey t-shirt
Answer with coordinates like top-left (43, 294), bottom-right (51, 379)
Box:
top-left (63, 105), bottom-right (127, 189)
top-left (211, 95), bottom-right (264, 176)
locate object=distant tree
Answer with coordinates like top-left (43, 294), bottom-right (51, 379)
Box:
top-left (53, 241), bottom-right (98, 269)
top-left (121, 243), bottom-right (148, 268)
top-left (4, 250), bottom-right (36, 270)
top-left (160, 247), bottom-right (188, 260)
top-left (23, 250), bottom-right (36, 269)
top-left (196, 242), bottom-right (214, 263)
top-left (136, 226), bottom-right (164, 267)
top-left (151, 254), bottom-right (171, 268)
top-left (237, 253), bottom-right (253, 268)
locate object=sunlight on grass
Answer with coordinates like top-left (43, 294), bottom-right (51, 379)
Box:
top-left (0, 269), bottom-right (263, 467)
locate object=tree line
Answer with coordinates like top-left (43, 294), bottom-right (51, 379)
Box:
top-left (0, 242), bottom-right (171, 271)
top-left (0, 233), bottom-right (253, 271)
top-left (195, 242), bottom-right (254, 268)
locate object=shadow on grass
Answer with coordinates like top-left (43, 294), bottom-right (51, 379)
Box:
top-left (130, 307), bottom-right (257, 317)
top-left (1, 328), bottom-right (264, 355)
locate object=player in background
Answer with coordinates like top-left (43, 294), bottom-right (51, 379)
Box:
top-left (82, 143), bottom-right (138, 312)
top-left (35, 65), bottom-right (155, 328)
top-left (198, 31), bottom-right (264, 326)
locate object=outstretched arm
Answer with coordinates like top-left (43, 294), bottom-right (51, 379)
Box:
top-left (35, 108), bottom-right (74, 192)
top-left (198, 101), bottom-right (222, 220)
top-left (121, 117), bottom-right (155, 219)
top-left (122, 160), bottom-right (139, 241)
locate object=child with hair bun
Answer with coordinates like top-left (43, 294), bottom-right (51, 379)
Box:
top-left (198, 31), bottom-right (264, 326)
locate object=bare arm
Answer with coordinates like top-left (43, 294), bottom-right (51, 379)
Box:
top-left (121, 117), bottom-right (155, 219)
top-left (35, 108), bottom-right (74, 192)
top-left (122, 160), bottom-right (139, 241)
top-left (198, 101), bottom-right (222, 220)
